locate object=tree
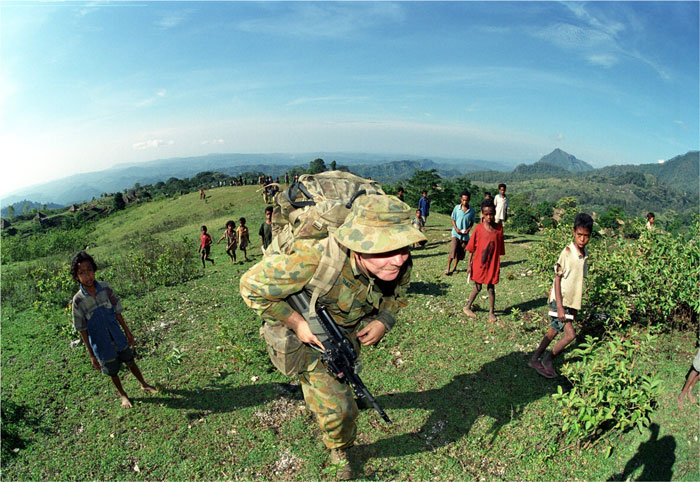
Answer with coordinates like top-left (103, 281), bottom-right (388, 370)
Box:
top-left (7, 205), bottom-right (14, 219)
top-left (330, 160), bottom-right (337, 171)
top-left (309, 158), bottom-right (327, 174)
top-left (112, 193), bottom-right (125, 212)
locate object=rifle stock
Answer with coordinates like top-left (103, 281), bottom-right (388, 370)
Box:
top-left (288, 292), bottom-right (392, 424)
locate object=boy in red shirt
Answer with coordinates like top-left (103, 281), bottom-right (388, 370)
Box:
top-left (463, 199), bottom-right (505, 322)
top-left (198, 225), bottom-right (215, 268)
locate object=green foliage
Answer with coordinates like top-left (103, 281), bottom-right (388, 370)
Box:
top-left (105, 235), bottom-right (199, 297)
top-left (534, 200), bottom-right (554, 218)
top-left (509, 193), bottom-right (539, 234)
top-left (309, 158), bottom-right (327, 174)
top-left (553, 330), bottom-right (661, 448)
top-left (0, 225), bottom-right (95, 264)
top-left (112, 192), bottom-right (126, 211)
top-left (598, 206), bottom-right (625, 230)
top-left (556, 196), bottom-right (578, 209)
top-left (530, 217), bottom-right (700, 332)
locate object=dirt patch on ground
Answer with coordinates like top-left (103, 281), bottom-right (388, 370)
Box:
top-left (254, 395), bottom-right (305, 430)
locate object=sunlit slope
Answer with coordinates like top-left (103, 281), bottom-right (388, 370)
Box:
top-left (92, 185), bottom-right (268, 248)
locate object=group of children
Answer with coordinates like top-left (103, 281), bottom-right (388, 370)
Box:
top-left (199, 206), bottom-right (276, 268)
top-left (413, 183), bottom-right (593, 379)
top-left (72, 184), bottom-right (698, 409)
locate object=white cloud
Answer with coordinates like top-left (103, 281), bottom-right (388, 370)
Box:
top-left (237, 3), bottom-right (405, 39)
top-left (132, 139), bottom-right (174, 150)
top-left (156, 12), bottom-right (188, 29)
top-left (201, 139), bottom-right (224, 145)
top-left (136, 89), bottom-right (167, 107)
top-left (587, 54), bottom-right (618, 68)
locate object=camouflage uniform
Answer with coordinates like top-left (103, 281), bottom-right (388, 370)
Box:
top-left (240, 195), bottom-right (425, 449)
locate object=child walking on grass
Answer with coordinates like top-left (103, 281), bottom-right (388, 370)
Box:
top-left (237, 217), bottom-right (251, 262)
top-left (678, 348), bottom-right (700, 408)
top-left (463, 198), bottom-right (505, 322)
top-left (71, 251), bottom-right (156, 408)
top-left (198, 225), bottom-right (214, 268)
top-left (217, 220), bottom-right (238, 263)
top-left (529, 213), bottom-right (593, 378)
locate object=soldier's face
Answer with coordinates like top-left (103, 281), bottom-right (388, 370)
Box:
top-left (356, 247), bottom-right (410, 281)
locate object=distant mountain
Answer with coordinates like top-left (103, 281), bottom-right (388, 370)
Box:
top-left (0, 152), bottom-right (514, 206)
top-left (593, 151), bottom-right (699, 195)
top-left (513, 148), bottom-right (593, 175)
top-left (1, 200), bottom-right (64, 218)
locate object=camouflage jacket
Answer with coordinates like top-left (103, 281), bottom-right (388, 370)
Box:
top-left (239, 239), bottom-right (411, 332)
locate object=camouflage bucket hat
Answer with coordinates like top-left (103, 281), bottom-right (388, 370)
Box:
top-left (333, 195), bottom-right (427, 253)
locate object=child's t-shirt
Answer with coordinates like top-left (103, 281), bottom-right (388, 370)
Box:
top-left (224, 230), bottom-right (238, 246)
top-left (201, 233), bottom-right (212, 248)
top-left (494, 194), bottom-right (508, 222)
top-left (411, 216), bottom-right (425, 230)
top-left (466, 222), bottom-right (505, 284)
top-left (548, 242), bottom-right (588, 310)
top-left (72, 281), bottom-right (128, 362)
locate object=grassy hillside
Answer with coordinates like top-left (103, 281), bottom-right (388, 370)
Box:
top-left (2, 187), bottom-right (698, 480)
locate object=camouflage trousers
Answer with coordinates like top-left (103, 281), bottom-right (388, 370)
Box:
top-left (298, 352), bottom-right (359, 450)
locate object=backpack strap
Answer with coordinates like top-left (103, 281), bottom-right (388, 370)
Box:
top-left (306, 235), bottom-right (348, 319)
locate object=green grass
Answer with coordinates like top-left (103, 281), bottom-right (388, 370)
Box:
top-left (2, 186), bottom-right (699, 480)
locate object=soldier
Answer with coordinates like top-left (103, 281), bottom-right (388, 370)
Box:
top-left (240, 195), bottom-right (426, 479)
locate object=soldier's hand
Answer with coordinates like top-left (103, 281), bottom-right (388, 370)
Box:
top-left (286, 313), bottom-right (324, 350)
top-left (357, 320), bottom-right (386, 346)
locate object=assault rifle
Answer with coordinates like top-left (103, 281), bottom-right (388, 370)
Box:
top-left (287, 292), bottom-right (392, 424)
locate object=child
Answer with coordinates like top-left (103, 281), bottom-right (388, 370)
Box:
top-left (529, 213), bottom-right (593, 378)
top-left (217, 220), bottom-right (238, 263)
top-left (494, 183), bottom-right (508, 225)
top-left (463, 199), bottom-right (505, 322)
top-left (198, 225), bottom-right (215, 268)
top-left (678, 348), bottom-right (700, 408)
top-left (237, 217), bottom-right (251, 262)
top-left (70, 251), bottom-right (156, 408)
top-left (646, 212), bottom-right (655, 231)
top-left (411, 208), bottom-right (427, 248)
top-left (446, 190), bottom-right (475, 275)
top-left (259, 206), bottom-right (273, 253)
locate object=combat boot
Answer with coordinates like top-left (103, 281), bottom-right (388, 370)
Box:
top-left (329, 447), bottom-right (353, 480)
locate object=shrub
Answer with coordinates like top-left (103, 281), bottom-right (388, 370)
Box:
top-left (0, 225), bottom-right (95, 264)
top-left (553, 330), bottom-right (661, 449)
top-left (105, 235), bottom-right (199, 297)
top-left (529, 217), bottom-right (700, 333)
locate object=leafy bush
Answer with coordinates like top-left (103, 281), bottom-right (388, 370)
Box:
top-left (509, 193), bottom-right (540, 234)
top-left (553, 330), bottom-right (660, 449)
top-left (1, 225), bottom-right (95, 264)
top-left (598, 206), bottom-right (625, 230)
top-left (104, 235), bottom-right (199, 297)
top-left (530, 217), bottom-right (700, 332)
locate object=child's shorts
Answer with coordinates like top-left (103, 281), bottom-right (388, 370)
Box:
top-left (549, 301), bottom-right (575, 333)
top-left (100, 347), bottom-right (135, 376)
top-left (693, 348), bottom-right (700, 372)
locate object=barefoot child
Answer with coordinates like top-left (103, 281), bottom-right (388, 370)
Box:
top-left (71, 251), bottom-right (156, 408)
top-left (217, 220), bottom-right (238, 263)
top-left (678, 348), bottom-right (700, 408)
top-left (529, 213), bottom-right (593, 378)
top-left (463, 198), bottom-right (505, 322)
top-left (198, 225), bottom-right (215, 268)
top-left (237, 217), bottom-right (251, 262)
top-left (411, 209), bottom-right (427, 248)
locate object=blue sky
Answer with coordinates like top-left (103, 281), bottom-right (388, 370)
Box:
top-left (1, 1), bottom-right (698, 197)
